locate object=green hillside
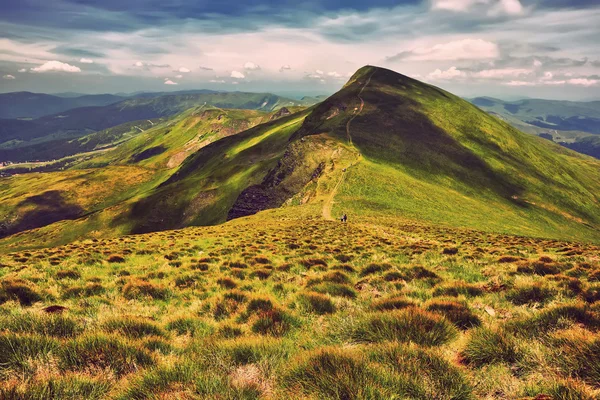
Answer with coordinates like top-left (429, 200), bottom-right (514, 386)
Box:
top-left (1, 66), bottom-right (600, 251)
top-left (0, 106), bottom-right (298, 246)
top-left (0, 92), bottom-right (312, 163)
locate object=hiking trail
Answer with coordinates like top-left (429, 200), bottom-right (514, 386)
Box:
top-left (323, 73), bottom-right (372, 220)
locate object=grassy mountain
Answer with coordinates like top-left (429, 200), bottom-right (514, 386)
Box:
top-left (1, 65), bottom-right (600, 251)
top-left (0, 91), bottom-right (125, 119)
top-left (0, 92), bottom-right (313, 163)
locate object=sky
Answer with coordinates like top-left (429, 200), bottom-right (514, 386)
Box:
top-left (0, 0), bottom-right (599, 100)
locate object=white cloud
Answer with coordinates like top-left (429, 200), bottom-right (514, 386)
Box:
top-left (315, 69), bottom-right (324, 75)
top-left (474, 68), bottom-right (532, 78)
top-left (80, 58), bottom-right (94, 64)
top-left (327, 71), bottom-right (342, 78)
top-left (504, 80), bottom-right (535, 86)
top-left (541, 80), bottom-right (566, 85)
top-left (3, 74), bottom-right (15, 79)
top-left (18, 68), bottom-right (27, 73)
top-left (431, 0), bottom-right (523, 15)
top-left (178, 67), bottom-right (190, 73)
top-left (164, 79), bottom-right (178, 85)
top-left (397, 39), bottom-right (499, 61)
top-left (209, 79), bottom-right (226, 83)
top-left (428, 66), bottom-right (466, 80)
top-left (279, 65), bottom-right (291, 72)
top-left (431, 0), bottom-right (480, 12)
top-left (541, 71), bottom-right (553, 80)
top-left (175, 74), bottom-right (183, 78)
top-left (231, 70), bottom-right (245, 79)
top-left (533, 59), bottom-right (542, 67)
top-left (567, 78), bottom-right (598, 86)
top-left (244, 61), bottom-right (260, 70)
top-left (134, 61), bottom-right (144, 67)
top-left (30, 60), bottom-right (81, 73)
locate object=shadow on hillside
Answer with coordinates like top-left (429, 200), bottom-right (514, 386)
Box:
top-left (0, 190), bottom-right (84, 238)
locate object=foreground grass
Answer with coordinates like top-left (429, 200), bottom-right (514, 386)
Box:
top-left (0, 215), bottom-right (599, 398)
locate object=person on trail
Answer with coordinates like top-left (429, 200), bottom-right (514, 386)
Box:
top-left (342, 214), bottom-right (347, 223)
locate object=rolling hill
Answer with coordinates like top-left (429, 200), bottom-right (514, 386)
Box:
top-left (0, 92), bottom-right (314, 163)
top-left (1, 66), bottom-right (599, 252)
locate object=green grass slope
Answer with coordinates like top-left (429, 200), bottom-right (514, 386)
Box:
top-left (0, 106), bottom-right (297, 245)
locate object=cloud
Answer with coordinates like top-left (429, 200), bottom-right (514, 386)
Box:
top-left (567, 78), bottom-right (598, 86)
top-left (30, 60), bottom-right (81, 73)
top-left (431, 0), bottom-right (523, 15)
top-left (533, 59), bottom-right (542, 67)
top-left (244, 61), bottom-right (260, 70)
top-left (315, 70), bottom-right (324, 75)
top-left (474, 68), bottom-right (532, 78)
top-left (327, 71), bottom-right (342, 77)
top-left (175, 74), bottom-right (183, 78)
top-left (199, 66), bottom-right (214, 70)
top-left (504, 80), bottom-right (535, 86)
top-left (428, 66), bottom-right (466, 80)
top-left (164, 79), bottom-right (178, 85)
top-left (387, 39), bottom-right (499, 62)
top-left (178, 67), bottom-right (190, 73)
top-left (279, 65), bottom-right (291, 72)
top-left (231, 70), bottom-right (245, 79)
top-left (18, 68), bottom-right (27, 73)
top-left (80, 58), bottom-right (94, 63)
top-left (134, 61), bottom-right (144, 67)
top-left (209, 79), bottom-right (225, 83)
top-left (3, 74), bottom-right (16, 79)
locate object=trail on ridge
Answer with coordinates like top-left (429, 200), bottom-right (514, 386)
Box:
top-left (323, 73), bottom-right (372, 220)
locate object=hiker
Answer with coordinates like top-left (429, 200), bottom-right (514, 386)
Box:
top-left (342, 214), bottom-right (347, 223)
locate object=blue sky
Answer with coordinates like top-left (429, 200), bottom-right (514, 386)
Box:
top-left (1, 0), bottom-right (599, 99)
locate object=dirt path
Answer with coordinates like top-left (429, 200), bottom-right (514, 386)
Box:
top-left (323, 74), bottom-right (372, 220)
top-left (345, 73), bottom-right (372, 144)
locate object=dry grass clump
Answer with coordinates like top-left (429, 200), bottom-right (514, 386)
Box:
top-left (122, 280), bottom-right (170, 300)
top-left (351, 308), bottom-right (457, 346)
top-left (462, 327), bottom-right (521, 367)
top-left (425, 300), bottom-right (481, 330)
top-left (55, 269), bottom-right (81, 280)
top-left (506, 282), bottom-right (556, 305)
top-left (371, 296), bottom-right (417, 311)
top-left (0, 279), bottom-right (42, 306)
top-left (297, 292), bottom-right (336, 314)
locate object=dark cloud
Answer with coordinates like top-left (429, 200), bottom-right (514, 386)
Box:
top-left (52, 46), bottom-right (105, 58)
top-left (199, 66), bottom-right (213, 71)
top-left (527, 0), bottom-right (600, 9)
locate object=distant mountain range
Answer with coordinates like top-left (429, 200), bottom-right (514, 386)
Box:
top-left (469, 96), bottom-right (600, 159)
top-left (0, 92), bottom-right (125, 119)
